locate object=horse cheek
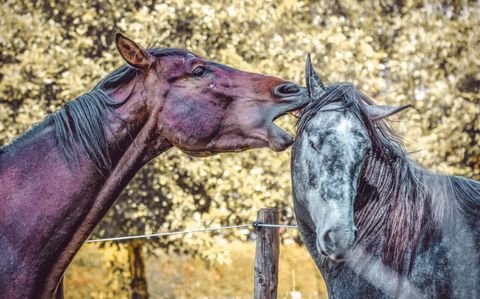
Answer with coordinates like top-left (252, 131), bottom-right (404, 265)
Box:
top-left (162, 97), bottom-right (224, 147)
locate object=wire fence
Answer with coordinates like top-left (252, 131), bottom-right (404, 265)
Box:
top-left (86, 222), bottom-right (298, 243)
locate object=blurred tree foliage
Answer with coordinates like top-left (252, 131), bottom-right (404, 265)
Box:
top-left (1, 0), bottom-right (479, 297)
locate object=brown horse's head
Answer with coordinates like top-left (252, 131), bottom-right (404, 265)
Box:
top-left (115, 34), bottom-right (308, 156)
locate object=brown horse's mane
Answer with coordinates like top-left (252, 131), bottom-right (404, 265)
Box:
top-left (0, 48), bottom-right (189, 174)
top-left (297, 82), bottom-right (480, 273)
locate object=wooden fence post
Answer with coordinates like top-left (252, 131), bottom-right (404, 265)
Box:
top-left (254, 208), bottom-right (280, 299)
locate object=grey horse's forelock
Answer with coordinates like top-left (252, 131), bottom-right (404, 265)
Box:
top-left (297, 83), bottom-right (404, 158)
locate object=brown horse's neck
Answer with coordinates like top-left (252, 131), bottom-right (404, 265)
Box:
top-left (0, 79), bottom-right (172, 298)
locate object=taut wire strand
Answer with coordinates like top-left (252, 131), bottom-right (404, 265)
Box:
top-left (86, 222), bottom-right (298, 243)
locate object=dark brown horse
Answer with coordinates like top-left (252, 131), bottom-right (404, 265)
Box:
top-left (0, 33), bottom-right (308, 298)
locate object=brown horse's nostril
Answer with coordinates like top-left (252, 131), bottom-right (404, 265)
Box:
top-left (275, 83), bottom-right (301, 97)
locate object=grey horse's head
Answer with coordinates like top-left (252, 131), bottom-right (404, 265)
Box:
top-left (292, 55), bottom-right (409, 261)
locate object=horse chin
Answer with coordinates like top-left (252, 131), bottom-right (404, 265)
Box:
top-left (319, 247), bottom-right (353, 263)
top-left (267, 124), bottom-right (294, 151)
top-left (317, 239), bottom-right (354, 263)
top-left (327, 254), bottom-right (350, 263)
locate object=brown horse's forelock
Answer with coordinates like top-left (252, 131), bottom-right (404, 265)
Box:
top-left (297, 82), bottom-right (480, 274)
top-left (0, 48), bottom-right (190, 175)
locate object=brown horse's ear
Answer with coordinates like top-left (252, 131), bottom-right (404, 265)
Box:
top-left (115, 33), bottom-right (153, 70)
top-left (365, 104), bottom-right (411, 121)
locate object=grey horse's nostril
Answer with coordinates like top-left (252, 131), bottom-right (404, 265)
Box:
top-left (333, 253), bottom-right (345, 261)
top-left (322, 229), bottom-right (336, 251)
top-left (353, 228), bottom-right (358, 240)
top-left (275, 83), bottom-right (301, 96)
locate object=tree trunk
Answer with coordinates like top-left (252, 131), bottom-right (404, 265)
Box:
top-left (127, 241), bottom-right (149, 299)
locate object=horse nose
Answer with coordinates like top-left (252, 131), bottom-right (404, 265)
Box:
top-left (274, 83), bottom-right (302, 97)
top-left (319, 227), bottom-right (356, 261)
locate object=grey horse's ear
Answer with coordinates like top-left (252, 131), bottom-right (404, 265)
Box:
top-left (365, 104), bottom-right (411, 121)
top-left (305, 54), bottom-right (326, 100)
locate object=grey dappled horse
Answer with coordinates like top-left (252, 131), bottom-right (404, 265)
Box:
top-left (291, 56), bottom-right (480, 298)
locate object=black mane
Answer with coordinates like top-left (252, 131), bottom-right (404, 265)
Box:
top-left (1, 48), bottom-right (189, 174)
top-left (297, 82), bottom-right (480, 273)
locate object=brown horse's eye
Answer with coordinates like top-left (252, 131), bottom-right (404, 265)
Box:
top-left (191, 66), bottom-right (210, 78)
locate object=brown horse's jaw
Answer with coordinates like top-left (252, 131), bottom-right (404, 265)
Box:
top-left (181, 91), bottom-right (309, 156)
